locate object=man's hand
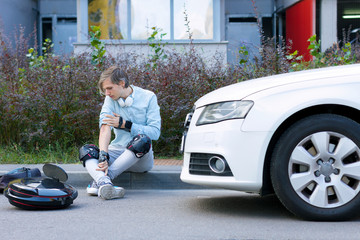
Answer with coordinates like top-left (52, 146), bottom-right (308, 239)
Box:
top-left (96, 150), bottom-right (110, 175)
top-left (103, 113), bottom-right (124, 128)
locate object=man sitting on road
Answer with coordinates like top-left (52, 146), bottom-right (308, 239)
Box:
top-left (79, 66), bottom-right (161, 200)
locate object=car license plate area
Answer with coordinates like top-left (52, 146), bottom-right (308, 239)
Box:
top-left (180, 113), bottom-right (193, 153)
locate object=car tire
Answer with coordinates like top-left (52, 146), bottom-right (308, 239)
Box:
top-left (270, 114), bottom-right (360, 221)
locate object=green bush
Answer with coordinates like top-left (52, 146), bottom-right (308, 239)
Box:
top-left (238, 35), bottom-right (359, 80)
top-left (0, 27), bottom-right (238, 162)
top-left (0, 51), bottom-right (103, 150)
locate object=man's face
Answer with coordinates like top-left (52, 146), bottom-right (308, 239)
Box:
top-left (102, 77), bottom-right (124, 100)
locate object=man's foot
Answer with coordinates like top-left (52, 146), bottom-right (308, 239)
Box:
top-left (86, 181), bottom-right (99, 196)
top-left (87, 180), bottom-right (125, 197)
top-left (98, 183), bottom-right (125, 200)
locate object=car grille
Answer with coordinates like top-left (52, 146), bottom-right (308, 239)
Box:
top-left (189, 153), bottom-right (233, 176)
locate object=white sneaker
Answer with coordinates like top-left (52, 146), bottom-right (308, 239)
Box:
top-left (98, 184), bottom-right (125, 200)
top-left (87, 181), bottom-right (125, 197)
top-left (86, 181), bottom-right (99, 196)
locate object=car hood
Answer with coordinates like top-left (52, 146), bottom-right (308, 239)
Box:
top-left (194, 64), bottom-right (360, 108)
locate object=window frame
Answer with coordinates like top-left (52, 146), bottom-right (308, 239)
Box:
top-left (82, 0), bottom-right (220, 43)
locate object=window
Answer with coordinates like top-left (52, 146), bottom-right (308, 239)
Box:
top-left (174, 0), bottom-right (213, 40)
top-left (131, 0), bottom-right (170, 40)
top-left (87, 0), bottom-right (215, 41)
top-left (88, 0), bottom-right (127, 39)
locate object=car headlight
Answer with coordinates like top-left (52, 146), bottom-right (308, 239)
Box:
top-left (196, 100), bottom-right (254, 125)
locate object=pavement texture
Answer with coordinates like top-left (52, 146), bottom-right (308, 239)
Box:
top-left (0, 159), bottom-right (205, 189)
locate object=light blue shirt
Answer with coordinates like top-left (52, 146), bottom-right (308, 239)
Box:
top-left (99, 85), bottom-right (161, 147)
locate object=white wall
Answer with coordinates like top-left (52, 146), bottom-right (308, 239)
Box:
top-left (320, 0), bottom-right (337, 51)
top-left (73, 41), bottom-right (228, 65)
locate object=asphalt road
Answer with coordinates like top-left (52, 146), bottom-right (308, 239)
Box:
top-left (1, 189), bottom-right (360, 240)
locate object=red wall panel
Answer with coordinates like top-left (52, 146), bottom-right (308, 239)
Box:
top-left (286, 0), bottom-right (315, 61)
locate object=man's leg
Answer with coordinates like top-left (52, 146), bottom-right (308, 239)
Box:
top-left (85, 158), bottom-right (111, 184)
top-left (127, 149), bottom-right (154, 173)
top-left (107, 147), bottom-right (154, 179)
top-left (85, 156), bottom-right (125, 200)
top-left (107, 148), bottom-right (138, 179)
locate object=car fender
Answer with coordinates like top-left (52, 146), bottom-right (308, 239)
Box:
top-left (241, 77), bottom-right (360, 132)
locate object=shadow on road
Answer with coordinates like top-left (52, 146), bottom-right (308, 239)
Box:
top-left (187, 193), bottom-right (296, 220)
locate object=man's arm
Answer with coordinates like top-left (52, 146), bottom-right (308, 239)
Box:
top-left (99, 124), bottom-right (112, 152)
top-left (97, 124), bottom-right (112, 175)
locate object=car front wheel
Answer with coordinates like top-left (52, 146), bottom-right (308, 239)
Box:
top-left (271, 114), bottom-right (360, 220)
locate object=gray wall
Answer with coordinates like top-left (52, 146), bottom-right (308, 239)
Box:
top-left (275, 0), bottom-right (301, 11)
top-left (225, 0), bottom-right (273, 16)
top-left (38, 0), bottom-right (77, 55)
top-left (39, 0), bottom-right (76, 15)
top-left (224, 0), bottom-right (274, 64)
top-left (0, 0), bottom-right (38, 46)
top-left (0, 0), bottom-right (77, 52)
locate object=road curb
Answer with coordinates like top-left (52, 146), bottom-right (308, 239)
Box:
top-left (0, 164), bottom-right (204, 189)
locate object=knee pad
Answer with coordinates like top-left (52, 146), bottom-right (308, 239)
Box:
top-left (126, 134), bottom-right (151, 158)
top-left (79, 144), bottom-right (99, 167)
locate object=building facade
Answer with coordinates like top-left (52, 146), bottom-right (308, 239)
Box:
top-left (0, 0), bottom-right (359, 64)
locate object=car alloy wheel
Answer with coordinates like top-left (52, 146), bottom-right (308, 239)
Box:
top-left (271, 114), bottom-right (360, 221)
top-left (289, 131), bottom-right (360, 209)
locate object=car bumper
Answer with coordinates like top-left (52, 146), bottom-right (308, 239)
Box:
top-left (180, 117), bottom-right (272, 193)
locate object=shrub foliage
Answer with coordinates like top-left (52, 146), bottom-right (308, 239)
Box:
top-left (0, 28), bottom-right (239, 158)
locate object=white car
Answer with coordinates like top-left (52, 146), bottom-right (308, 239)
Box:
top-left (180, 63), bottom-right (360, 220)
